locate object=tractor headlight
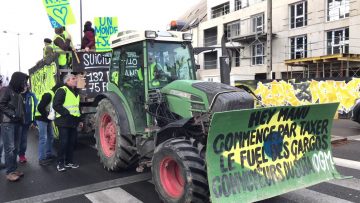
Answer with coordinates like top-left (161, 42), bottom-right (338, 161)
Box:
top-left (183, 33), bottom-right (192, 41)
top-left (145, 30), bottom-right (157, 38)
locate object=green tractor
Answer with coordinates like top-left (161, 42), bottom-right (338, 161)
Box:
top-left (94, 30), bottom-right (340, 203)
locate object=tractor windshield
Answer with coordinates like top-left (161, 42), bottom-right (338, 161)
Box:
top-left (147, 42), bottom-right (196, 88)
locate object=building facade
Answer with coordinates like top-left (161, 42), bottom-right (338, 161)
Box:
top-left (187, 0), bottom-right (360, 84)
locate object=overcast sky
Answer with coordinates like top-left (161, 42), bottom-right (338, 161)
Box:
top-left (0, 0), bottom-right (201, 77)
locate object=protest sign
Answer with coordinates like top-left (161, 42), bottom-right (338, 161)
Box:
top-left (94, 17), bottom-right (118, 52)
top-left (43, 0), bottom-right (76, 28)
top-left (206, 103), bottom-right (340, 203)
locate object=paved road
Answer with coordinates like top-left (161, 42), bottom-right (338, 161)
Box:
top-left (0, 120), bottom-right (359, 203)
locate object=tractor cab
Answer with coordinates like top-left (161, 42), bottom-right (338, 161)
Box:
top-left (108, 30), bottom-right (196, 132)
top-left (109, 30), bottom-right (196, 90)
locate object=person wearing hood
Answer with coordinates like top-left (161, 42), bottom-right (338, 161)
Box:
top-left (53, 74), bottom-right (82, 172)
top-left (81, 21), bottom-right (95, 52)
top-left (0, 72), bottom-right (28, 182)
top-left (35, 83), bottom-right (62, 166)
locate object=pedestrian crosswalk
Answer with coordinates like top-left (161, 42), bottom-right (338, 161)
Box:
top-left (80, 156), bottom-right (360, 203)
top-left (86, 187), bottom-right (143, 203)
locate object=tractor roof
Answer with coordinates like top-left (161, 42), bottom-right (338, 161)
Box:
top-left (110, 30), bottom-right (191, 48)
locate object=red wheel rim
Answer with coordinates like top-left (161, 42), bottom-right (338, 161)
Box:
top-left (99, 113), bottom-right (116, 158)
top-left (159, 157), bottom-right (185, 198)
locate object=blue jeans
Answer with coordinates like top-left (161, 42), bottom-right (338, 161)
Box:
top-left (36, 121), bottom-right (54, 161)
top-left (1, 123), bottom-right (22, 174)
top-left (19, 123), bottom-right (31, 156)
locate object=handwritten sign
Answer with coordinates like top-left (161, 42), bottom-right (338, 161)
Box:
top-left (43, 0), bottom-right (76, 28)
top-left (94, 17), bottom-right (118, 52)
top-left (206, 103), bottom-right (340, 203)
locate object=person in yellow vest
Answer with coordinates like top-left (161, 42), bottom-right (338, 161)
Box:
top-left (53, 27), bottom-right (72, 69)
top-left (35, 83), bottom-right (62, 166)
top-left (137, 53), bottom-right (161, 88)
top-left (53, 74), bottom-right (82, 172)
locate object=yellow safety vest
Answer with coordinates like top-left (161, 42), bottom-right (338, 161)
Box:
top-left (137, 62), bottom-right (160, 87)
top-left (53, 34), bottom-right (67, 66)
top-left (30, 96), bottom-right (36, 121)
top-left (35, 90), bottom-right (54, 117)
top-left (56, 86), bottom-right (80, 118)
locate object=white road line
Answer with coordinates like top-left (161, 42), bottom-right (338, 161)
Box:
top-left (334, 157), bottom-right (360, 171)
top-left (328, 178), bottom-right (360, 191)
top-left (86, 187), bottom-right (142, 203)
top-left (347, 135), bottom-right (360, 141)
top-left (5, 173), bottom-right (151, 203)
top-left (282, 188), bottom-right (353, 203)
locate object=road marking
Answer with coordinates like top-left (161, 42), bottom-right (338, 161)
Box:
top-left (282, 188), bottom-right (353, 203)
top-left (86, 187), bottom-right (142, 203)
top-left (347, 135), bottom-right (360, 141)
top-left (334, 157), bottom-right (360, 171)
top-left (5, 173), bottom-right (151, 203)
top-left (328, 178), bottom-right (360, 191)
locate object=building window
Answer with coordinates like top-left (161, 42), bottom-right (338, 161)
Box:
top-left (211, 2), bottom-right (230, 19)
top-left (204, 27), bottom-right (217, 46)
top-left (251, 13), bottom-right (264, 33)
top-left (252, 43), bottom-right (264, 65)
top-left (233, 51), bottom-right (240, 67)
top-left (327, 0), bottom-right (349, 21)
top-left (226, 20), bottom-right (240, 39)
top-left (204, 51), bottom-right (218, 69)
top-left (290, 35), bottom-right (307, 59)
top-left (235, 0), bottom-right (241, 11)
top-left (290, 1), bottom-right (307, 29)
top-left (327, 27), bottom-right (349, 54)
top-left (240, 0), bottom-right (265, 9)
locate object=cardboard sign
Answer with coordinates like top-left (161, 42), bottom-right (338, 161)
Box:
top-left (43, 0), bottom-right (76, 28)
top-left (206, 103), bottom-right (340, 203)
top-left (94, 17), bottom-right (118, 52)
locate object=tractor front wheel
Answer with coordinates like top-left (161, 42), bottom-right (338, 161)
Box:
top-left (152, 138), bottom-right (209, 203)
top-left (94, 98), bottom-right (135, 171)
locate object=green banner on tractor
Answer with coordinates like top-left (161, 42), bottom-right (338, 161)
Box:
top-left (206, 103), bottom-right (340, 203)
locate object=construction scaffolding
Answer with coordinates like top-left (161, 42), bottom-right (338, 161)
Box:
top-left (284, 53), bottom-right (360, 79)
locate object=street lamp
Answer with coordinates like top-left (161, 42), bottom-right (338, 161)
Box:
top-left (2, 30), bottom-right (33, 72)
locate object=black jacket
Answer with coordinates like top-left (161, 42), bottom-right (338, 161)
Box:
top-left (0, 72), bottom-right (28, 123)
top-left (53, 85), bottom-right (81, 128)
top-left (35, 83), bottom-right (63, 122)
top-left (35, 93), bottom-right (52, 122)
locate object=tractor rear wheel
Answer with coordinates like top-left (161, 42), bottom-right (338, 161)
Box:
top-left (152, 138), bottom-right (209, 203)
top-left (94, 98), bottom-right (136, 171)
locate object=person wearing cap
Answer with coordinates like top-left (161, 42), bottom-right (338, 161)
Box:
top-left (81, 21), bottom-right (95, 52)
top-left (43, 38), bottom-right (53, 61)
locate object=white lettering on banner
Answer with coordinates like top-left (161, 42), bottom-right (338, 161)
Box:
top-left (312, 151), bottom-right (335, 172)
top-left (86, 71), bottom-right (109, 93)
top-left (83, 53), bottom-right (111, 67)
